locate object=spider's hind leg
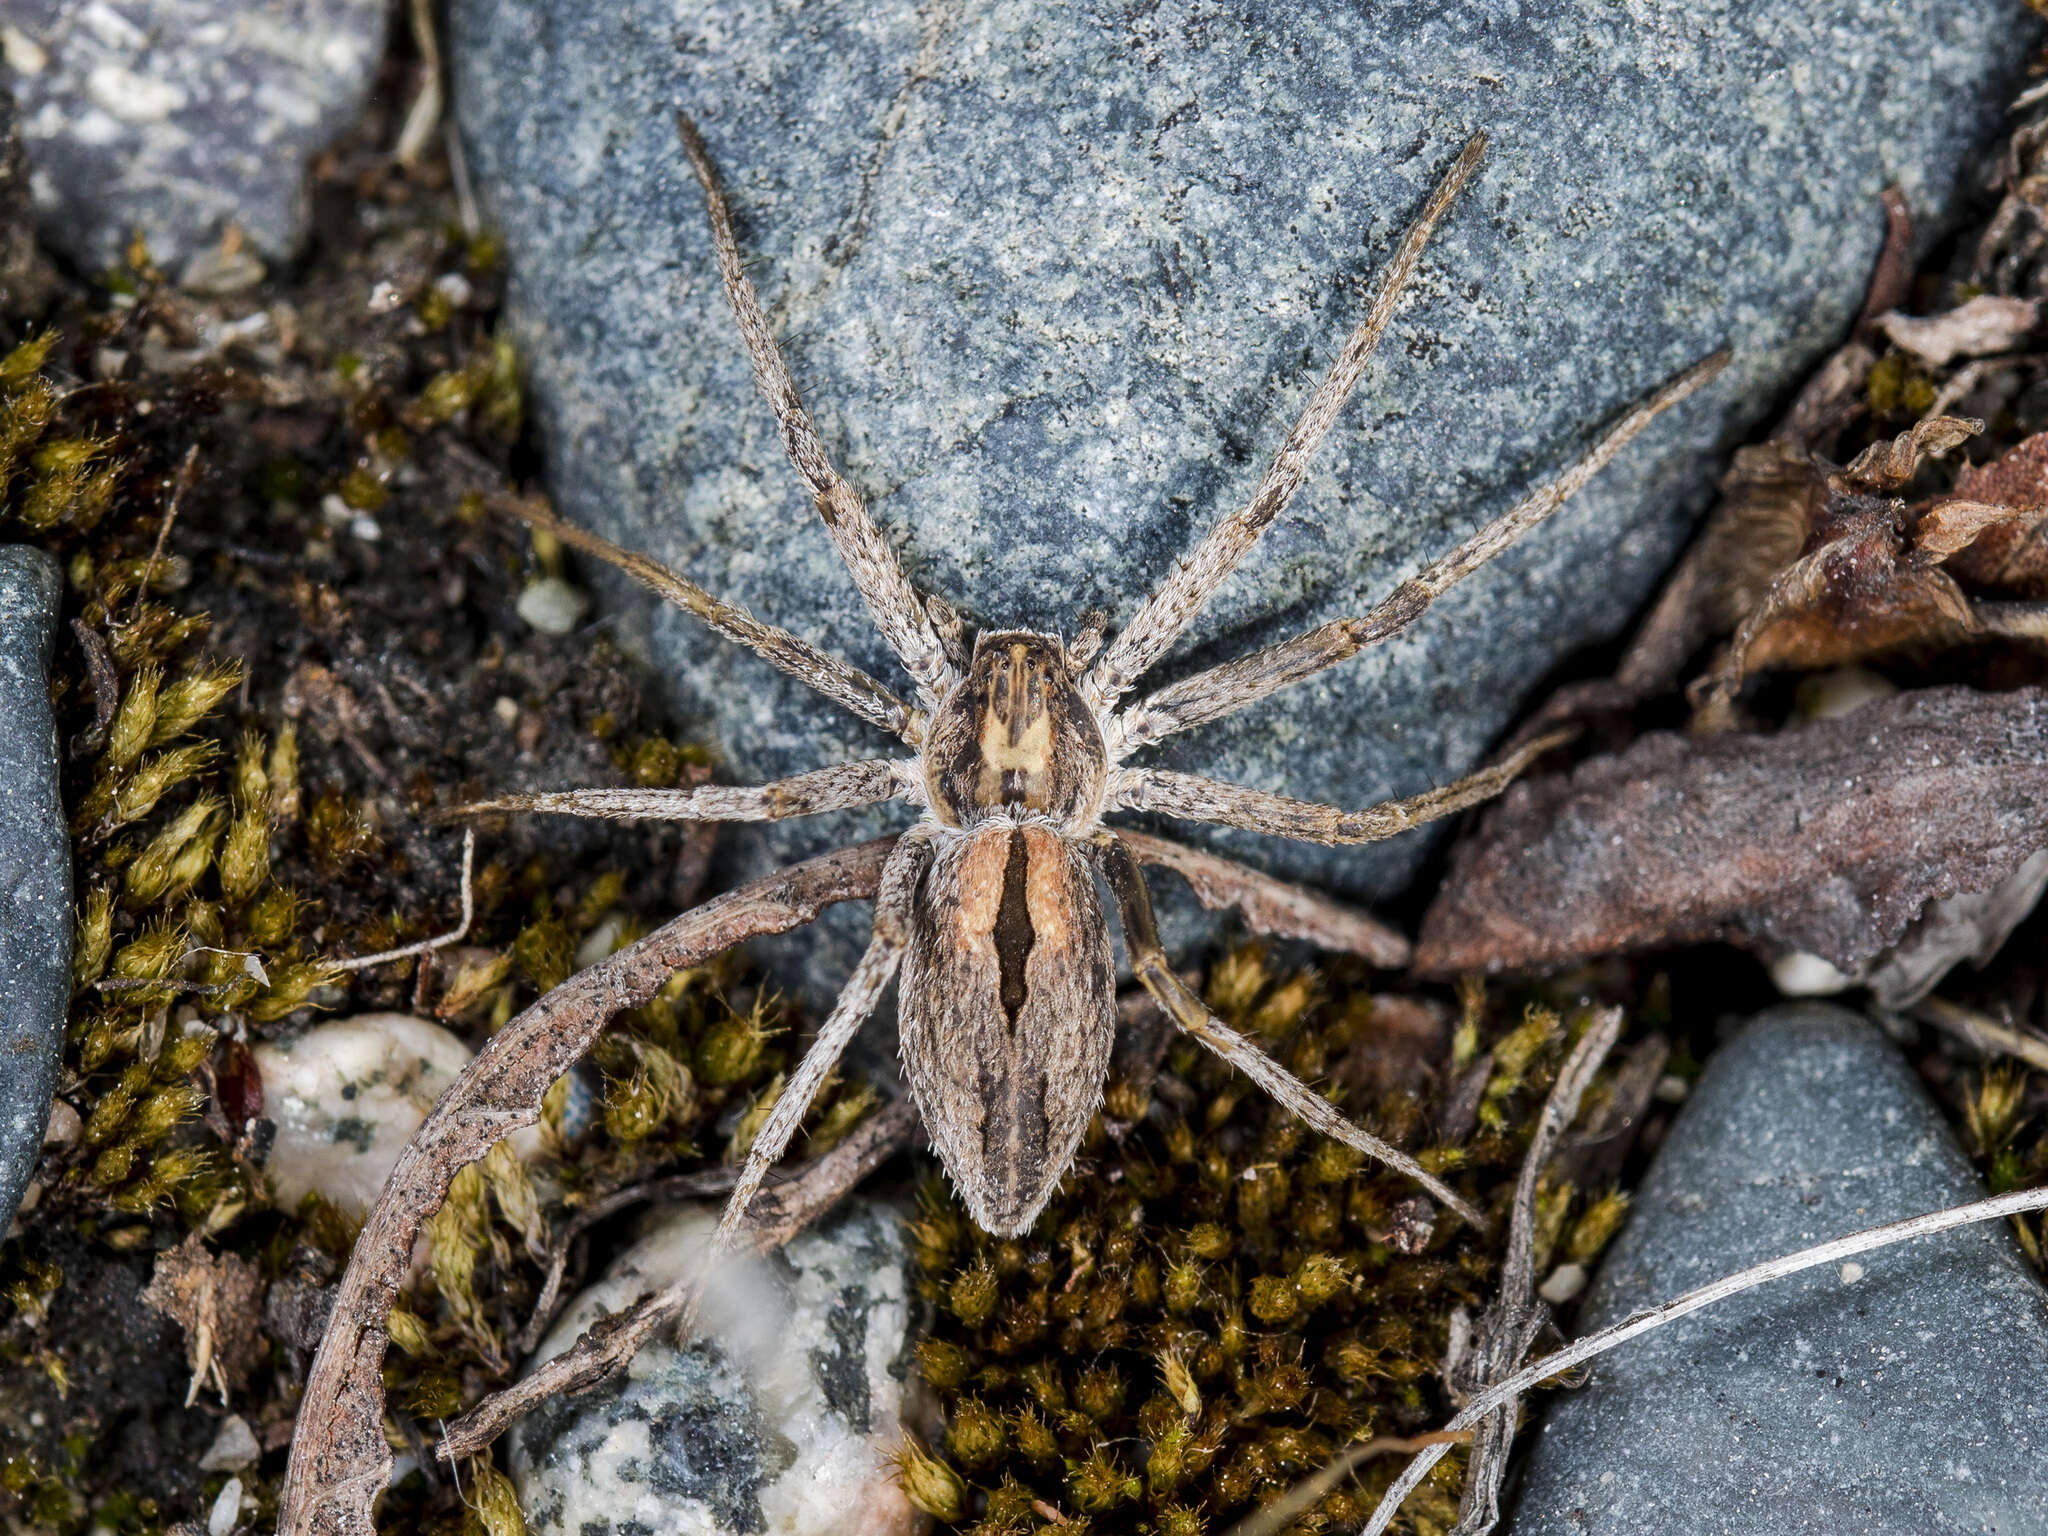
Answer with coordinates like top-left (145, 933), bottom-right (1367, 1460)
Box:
top-left (1090, 832), bottom-right (1488, 1229)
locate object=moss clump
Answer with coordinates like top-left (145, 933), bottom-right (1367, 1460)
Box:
top-left (903, 948), bottom-right (1636, 1535)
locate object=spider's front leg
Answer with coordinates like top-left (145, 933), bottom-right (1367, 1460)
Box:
top-left (1090, 832), bottom-right (1488, 1229)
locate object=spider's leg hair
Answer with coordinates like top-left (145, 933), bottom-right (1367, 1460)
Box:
top-left (1120, 828), bottom-right (1408, 967)
top-left (709, 830), bottom-right (931, 1258)
top-left (1083, 130), bottom-right (1487, 713)
top-left (1113, 348), bottom-right (1731, 754)
top-left (495, 494), bottom-right (922, 744)
top-left (450, 759), bottom-right (916, 824)
top-left (1107, 725), bottom-right (1572, 846)
top-left (1091, 832), bottom-right (1487, 1228)
top-left (676, 111), bottom-right (954, 707)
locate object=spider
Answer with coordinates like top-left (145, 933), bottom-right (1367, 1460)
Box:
top-left (478, 114), bottom-right (1723, 1242)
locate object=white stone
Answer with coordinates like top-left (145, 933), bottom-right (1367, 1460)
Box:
top-left (253, 1014), bottom-right (535, 1217)
top-left (207, 1477), bottom-right (243, 1536)
top-left (510, 1201), bottom-right (920, 1536)
top-left (1539, 1263), bottom-right (1589, 1305)
top-left (198, 1413), bottom-right (261, 1472)
top-left (1769, 949), bottom-right (1856, 998)
top-left (515, 577), bottom-right (591, 637)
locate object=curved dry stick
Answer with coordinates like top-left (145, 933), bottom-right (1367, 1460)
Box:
top-left (277, 837), bottom-right (897, 1536)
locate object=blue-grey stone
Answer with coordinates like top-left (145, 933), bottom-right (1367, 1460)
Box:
top-left (451, 0), bottom-right (2036, 990)
top-left (0, 545), bottom-right (66, 1238)
top-left (1509, 1004), bottom-right (2048, 1535)
top-left (5, 0), bottom-right (388, 274)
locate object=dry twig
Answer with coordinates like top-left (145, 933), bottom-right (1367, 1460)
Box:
top-left (1356, 1183), bottom-right (2048, 1535)
top-left (1443, 1007), bottom-right (1623, 1535)
top-left (276, 837), bottom-right (897, 1536)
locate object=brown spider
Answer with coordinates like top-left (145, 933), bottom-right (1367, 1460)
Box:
top-left (475, 115), bottom-right (1723, 1243)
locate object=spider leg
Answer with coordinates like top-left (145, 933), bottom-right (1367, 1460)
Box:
top-left (1107, 727), bottom-right (1570, 846)
top-left (1083, 132), bottom-right (1487, 713)
top-left (676, 113), bottom-right (954, 707)
top-left (452, 758), bottom-right (916, 824)
top-left (498, 495), bottom-right (922, 744)
top-left (1112, 351), bottom-right (1729, 754)
top-left (1120, 829), bottom-right (1409, 966)
top-left (1091, 833), bottom-right (1487, 1228)
top-left (708, 830), bottom-right (931, 1255)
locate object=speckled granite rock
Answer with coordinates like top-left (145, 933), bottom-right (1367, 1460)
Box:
top-left (1509, 1004), bottom-right (2048, 1534)
top-left (0, 82), bottom-right (55, 317)
top-left (509, 1200), bottom-right (921, 1536)
top-left (0, 546), bottom-right (66, 1236)
top-left (452, 0), bottom-right (2036, 986)
top-left (4, 0), bottom-right (387, 273)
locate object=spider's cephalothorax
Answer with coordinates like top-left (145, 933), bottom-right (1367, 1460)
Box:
top-left (923, 629), bottom-right (1108, 827)
top-left (464, 113), bottom-right (1725, 1246)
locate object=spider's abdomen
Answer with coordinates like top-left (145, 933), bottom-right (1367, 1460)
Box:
top-left (923, 631), bottom-right (1107, 828)
top-left (899, 822), bottom-right (1116, 1235)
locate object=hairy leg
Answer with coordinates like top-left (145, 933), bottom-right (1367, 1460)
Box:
top-left (676, 113), bottom-right (953, 706)
top-left (1092, 833), bottom-right (1486, 1228)
top-left (711, 831), bottom-right (931, 1249)
top-left (498, 493), bottom-right (921, 744)
top-left (455, 758), bottom-right (915, 824)
top-left (1119, 828), bottom-right (1409, 967)
top-left (1112, 352), bottom-right (1729, 753)
top-left (1084, 133), bottom-right (1487, 712)
top-left (1108, 728), bottom-right (1569, 846)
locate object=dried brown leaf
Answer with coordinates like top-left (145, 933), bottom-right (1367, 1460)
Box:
top-left (1415, 687), bottom-right (2048, 979)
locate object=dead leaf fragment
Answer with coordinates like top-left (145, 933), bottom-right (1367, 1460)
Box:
top-left (140, 1233), bottom-right (266, 1406)
top-left (1875, 295), bottom-right (2040, 367)
top-left (1415, 687), bottom-right (2048, 981)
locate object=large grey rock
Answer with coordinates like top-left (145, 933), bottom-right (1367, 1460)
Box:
top-left (4, 0), bottom-right (387, 273)
top-left (453, 0), bottom-right (2035, 986)
top-left (1509, 1004), bottom-right (2048, 1534)
top-left (0, 546), bottom-right (66, 1237)
top-left (509, 1199), bottom-right (923, 1536)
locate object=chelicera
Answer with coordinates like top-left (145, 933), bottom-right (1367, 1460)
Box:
top-left (476, 115), bottom-right (1723, 1243)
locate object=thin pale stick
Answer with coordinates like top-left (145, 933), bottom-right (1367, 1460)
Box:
top-left (453, 759), bottom-right (912, 825)
top-left (337, 829), bottom-right (476, 972)
top-left (130, 445), bottom-right (201, 622)
top-left (437, 1096), bottom-right (921, 1462)
top-left (1093, 834), bottom-right (1486, 1228)
top-left (494, 492), bottom-right (920, 743)
top-left (1114, 350), bottom-right (1731, 753)
top-left (1448, 1007), bottom-right (1623, 1536)
top-left (1223, 1433), bottom-right (1475, 1536)
top-left (1109, 727), bottom-right (1570, 846)
top-left (1119, 828), bottom-right (1409, 967)
top-left (1086, 132), bottom-right (1487, 711)
top-left (1357, 1182), bottom-right (2048, 1536)
top-left (676, 112), bottom-right (953, 704)
top-left (277, 837), bottom-right (897, 1536)
top-left (1912, 996), bottom-right (2048, 1075)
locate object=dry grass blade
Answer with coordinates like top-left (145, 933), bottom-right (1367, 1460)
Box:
top-left (437, 1095), bottom-right (921, 1461)
top-left (335, 828), bottom-right (475, 972)
top-left (1357, 1183), bottom-right (2048, 1535)
top-left (276, 837), bottom-right (897, 1536)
